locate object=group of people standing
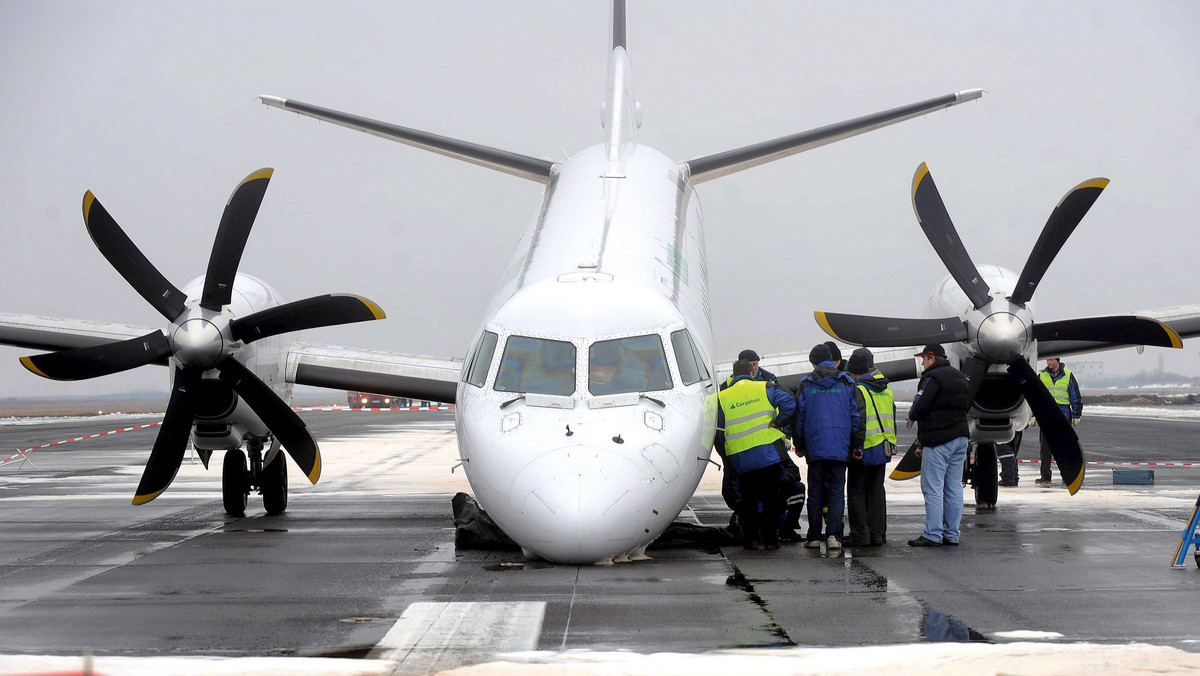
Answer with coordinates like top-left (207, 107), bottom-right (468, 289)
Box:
top-left (715, 341), bottom-right (977, 551)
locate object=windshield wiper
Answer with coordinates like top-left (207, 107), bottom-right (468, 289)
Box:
top-left (500, 395), bottom-right (526, 409)
top-left (639, 394), bottom-right (665, 408)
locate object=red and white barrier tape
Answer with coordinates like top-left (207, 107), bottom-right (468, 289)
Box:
top-left (290, 405), bottom-right (455, 412)
top-left (0, 422), bottom-right (163, 466)
top-left (1015, 458), bottom-right (1195, 467)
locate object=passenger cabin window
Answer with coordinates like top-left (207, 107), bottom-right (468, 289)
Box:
top-left (670, 329), bottom-right (709, 386)
top-left (463, 331), bottom-right (499, 387)
top-left (494, 335), bottom-right (576, 395)
top-left (589, 334), bottom-right (673, 396)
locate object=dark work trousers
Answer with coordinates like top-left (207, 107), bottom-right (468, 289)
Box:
top-left (1038, 428), bottom-right (1054, 481)
top-left (734, 463), bottom-right (784, 546)
top-left (806, 459), bottom-right (847, 542)
top-left (998, 430), bottom-right (1022, 485)
top-left (847, 460), bottom-right (887, 544)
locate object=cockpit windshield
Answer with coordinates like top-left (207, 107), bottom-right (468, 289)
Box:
top-left (588, 334), bottom-right (673, 396)
top-left (494, 335), bottom-right (576, 395)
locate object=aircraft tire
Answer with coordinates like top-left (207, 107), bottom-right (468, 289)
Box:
top-left (974, 443), bottom-right (998, 508)
top-left (261, 451), bottom-right (288, 515)
top-left (222, 448), bottom-right (249, 517)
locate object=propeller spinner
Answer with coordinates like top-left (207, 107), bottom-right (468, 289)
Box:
top-left (816, 163), bottom-right (1182, 494)
top-left (19, 169), bottom-right (386, 504)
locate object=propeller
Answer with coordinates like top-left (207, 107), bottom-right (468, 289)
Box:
top-left (820, 163), bottom-right (1183, 494)
top-left (20, 169), bottom-right (385, 504)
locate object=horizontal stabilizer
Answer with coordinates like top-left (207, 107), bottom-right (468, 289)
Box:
top-left (258, 96), bottom-right (555, 183)
top-left (682, 89), bottom-right (982, 183)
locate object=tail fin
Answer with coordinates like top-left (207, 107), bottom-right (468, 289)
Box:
top-left (603, 0), bottom-right (639, 166)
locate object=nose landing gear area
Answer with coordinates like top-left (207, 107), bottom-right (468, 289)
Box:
top-left (221, 437), bottom-right (288, 517)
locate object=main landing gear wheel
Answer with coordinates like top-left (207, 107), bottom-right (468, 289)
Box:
top-left (261, 450), bottom-right (288, 515)
top-left (222, 448), bottom-right (249, 517)
top-left (973, 443), bottom-right (999, 509)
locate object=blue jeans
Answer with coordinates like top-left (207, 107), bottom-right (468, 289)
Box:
top-left (919, 436), bottom-right (968, 542)
top-left (806, 459), bottom-right (847, 541)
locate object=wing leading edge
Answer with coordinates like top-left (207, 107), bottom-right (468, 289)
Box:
top-left (285, 342), bottom-right (462, 405)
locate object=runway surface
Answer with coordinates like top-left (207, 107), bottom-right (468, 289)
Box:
top-left (1, 408), bottom-right (1199, 674)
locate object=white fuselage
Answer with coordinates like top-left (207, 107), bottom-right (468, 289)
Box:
top-left (454, 143), bottom-right (718, 564)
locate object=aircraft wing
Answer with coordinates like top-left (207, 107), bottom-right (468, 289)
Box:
top-left (683, 89), bottom-right (983, 183)
top-left (715, 345), bottom-right (920, 391)
top-left (0, 312), bottom-right (159, 353)
top-left (285, 342), bottom-right (462, 405)
top-left (1036, 304), bottom-right (1200, 359)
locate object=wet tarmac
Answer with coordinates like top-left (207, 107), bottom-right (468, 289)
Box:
top-left (1, 409), bottom-right (1199, 673)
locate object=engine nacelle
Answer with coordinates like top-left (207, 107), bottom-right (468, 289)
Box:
top-left (968, 373), bottom-right (1031, 444)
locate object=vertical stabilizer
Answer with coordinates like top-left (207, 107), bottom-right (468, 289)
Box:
top-left (603, 0), bottom-right (639, 167)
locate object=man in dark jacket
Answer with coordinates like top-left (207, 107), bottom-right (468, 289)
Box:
top-left (794, 343), bottom-right (863, 552)
top-left (716, 359), bottom-right (797, 550)
top-left (906, 343), bottom-right (972, 547)
top-left (845, 348), bottom-right (895, 547)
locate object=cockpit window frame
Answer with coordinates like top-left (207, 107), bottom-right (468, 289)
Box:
top-left (587, 333), bottom-right (674, 396)
top-left (493, 334), bottom-right (578, 396)
top-left (463, 330), bottom-right (499, 388)
top-left (670, 328), bottom-right (709, 386)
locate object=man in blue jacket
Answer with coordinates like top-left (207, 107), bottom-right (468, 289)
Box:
top-left (794, 343), bottom-right (863, 552)
top-left (1035, 357), bottom-right (1083, 485)
top-left (716, 359), bottom-right (797, 550)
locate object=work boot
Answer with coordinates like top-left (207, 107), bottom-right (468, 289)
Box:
top-left (1034, 478), bottom-right (1052, 486)
top-left (804, 539), bottom-right (822, 549)
top-left (826, 535), bottom-right (842, 551)
top-left (778, 527), bottom-right (802, 543)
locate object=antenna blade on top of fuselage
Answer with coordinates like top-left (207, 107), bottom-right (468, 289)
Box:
top-left (258, 96), bottom-right (555, 184)
top-left (683, 89), bottom-right (983, 184)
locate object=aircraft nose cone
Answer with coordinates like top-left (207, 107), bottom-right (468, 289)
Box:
top-left (511, 446), bottom-right (649, 564)
top-left (976, 311), bottom-right (1029, 363)
top-left (172, 318), bottom-right (224, 368)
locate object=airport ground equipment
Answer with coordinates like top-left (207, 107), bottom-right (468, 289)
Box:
top-left (1171, 493), bottom-right (1200, 569)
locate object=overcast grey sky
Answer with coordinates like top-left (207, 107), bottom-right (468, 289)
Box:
top-left (1, 1), bottom-right (1198, 398)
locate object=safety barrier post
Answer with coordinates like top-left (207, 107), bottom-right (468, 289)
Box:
top-left (1171, 493), bottom-right (1200, 569)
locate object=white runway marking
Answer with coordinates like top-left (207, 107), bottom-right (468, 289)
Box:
top-left (376, 601), bottom-right (545, 673)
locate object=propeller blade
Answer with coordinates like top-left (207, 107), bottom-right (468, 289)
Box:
top-left (20, 331), bottom-right (171, 381)
top-left (911, 163), bottom-right (992, 310)
top-left (815, 311), bottom-right (967, 347)
top-left (201, 168), bottom-right (274, 311)
top-left (217, 359), bottom-right (321, 484)
top-left (888, 440), bottom-right (922, 480)
top-left (1006, 359), bottom-right (1085, 494)
top-left (1032, 315), bottom-right (1182, 349)
top-left (82, 191), bottom-right (186, 320)
top-left (961, 354), bottom-right (989, 405)
top-left (1008, 178), bottom-right (1109, 306)
top-left (229, 294), bottom-right (385, 344)
top-left (133, 368), bottom-right (201, 505)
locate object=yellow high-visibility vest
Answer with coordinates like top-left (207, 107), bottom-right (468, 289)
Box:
top-left (1039, 367), bottom-right (1073, 406)
top-left (718, 379), bottom-right (785, 454)
top-left (858, 376), bottom-right (897, 448)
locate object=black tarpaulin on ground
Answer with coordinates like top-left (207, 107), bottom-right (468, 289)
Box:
top-left (452, 492), bottom-right (738, 551)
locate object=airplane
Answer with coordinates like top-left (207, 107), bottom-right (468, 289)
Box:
top-left (3, 1), bottom-right (991, 565)
top-left (811, 162), bottom-right (1200, 506)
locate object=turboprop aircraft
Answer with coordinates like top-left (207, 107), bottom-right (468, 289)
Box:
top-left (811, 162), bottom-right (1200, 506)
top-left (0, 1), bottom-right (988, 564)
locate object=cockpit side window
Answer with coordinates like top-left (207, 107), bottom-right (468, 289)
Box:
top-left (670, 329), bottom-right (708, 386)
top-left (463, 331), bottom-right (499, 388)
top-left (494, 335), bottom-right (577, 395)
top-left (589, 334), bottom-right (673, 396)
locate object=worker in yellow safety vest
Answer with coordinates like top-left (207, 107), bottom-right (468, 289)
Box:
top-left (1034, 357), bottom-right (1082, 485)
top-left (716, 359), bottom-right (796, 550)
top-left (845, 348), bottom-right (896, 547)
